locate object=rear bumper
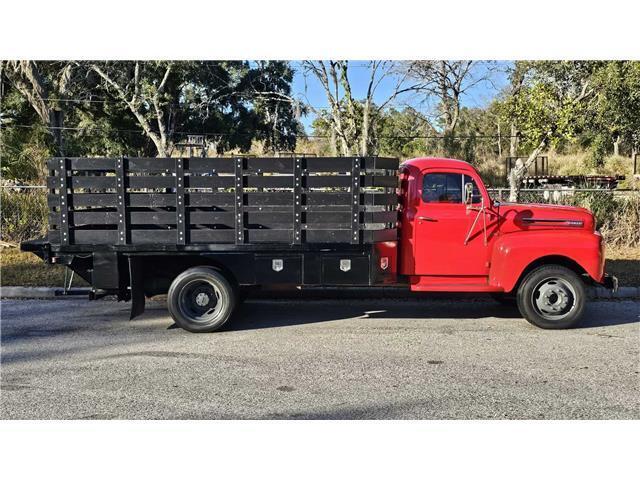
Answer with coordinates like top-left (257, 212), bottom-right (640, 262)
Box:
top-left (601, 274), bottom-right (618, 292)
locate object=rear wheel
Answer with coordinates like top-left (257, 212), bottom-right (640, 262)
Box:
top-left (167, 267), bottom-right (237, 333)
top-left (516, 265), bottom-right (586, 329)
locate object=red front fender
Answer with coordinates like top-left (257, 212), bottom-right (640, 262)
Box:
top-left (489, 231), bottom-right (605, 293)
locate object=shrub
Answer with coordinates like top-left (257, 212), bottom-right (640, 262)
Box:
top-left (0, 189), bottom-right (48, 244)
top-left (570, 191), bottom-right (640, 247)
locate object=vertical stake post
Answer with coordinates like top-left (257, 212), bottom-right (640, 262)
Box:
top-left (234, 157), bottom-right (244, 244)
top-left (58, 157), bottom-right (70, 245)
top-left (115, 156), bottom-right (127, 245)
top-left (351, 157), bottom-right (361, 244)
top-left (293, 156), bottom-right (302, 244)
top-left (176, 158), bottom-right (186, 245)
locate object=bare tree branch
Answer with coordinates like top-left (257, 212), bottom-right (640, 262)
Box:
top-left (303, 60), bottom-right (416, 156)
top-left (90, 62), bottom-right (168, 156)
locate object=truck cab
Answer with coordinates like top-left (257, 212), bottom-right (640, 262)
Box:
top-left (397, 157), bottom-right (616, 328)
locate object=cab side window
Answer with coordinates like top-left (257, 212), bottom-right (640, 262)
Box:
top-left (422, 173), bottom-right (462, 203)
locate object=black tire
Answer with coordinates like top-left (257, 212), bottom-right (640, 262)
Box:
top-left (516, 265), bottom-right (586, 329)
top-left (490, 293), bottom-right (517, 306)
top-left (167, 267), bottom-right (237, 333)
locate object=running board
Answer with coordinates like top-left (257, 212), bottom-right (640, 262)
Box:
top-left (410, 275), bottom-right (502, 293)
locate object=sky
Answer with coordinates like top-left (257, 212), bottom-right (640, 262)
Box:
top-left (289, 61), bottom-right (511, 132)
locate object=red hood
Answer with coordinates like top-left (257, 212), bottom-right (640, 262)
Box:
top-left (497, 202), bottom-right (595, 232)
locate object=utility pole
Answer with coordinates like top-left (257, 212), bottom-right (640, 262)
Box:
top-left (50, 109), bottom-right (64, 156)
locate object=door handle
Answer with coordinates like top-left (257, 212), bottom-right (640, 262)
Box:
top-left (417, 216), bottom-right (437, 222)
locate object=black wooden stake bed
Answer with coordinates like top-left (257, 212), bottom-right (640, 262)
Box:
top-left (23, 156), bottom-right (400, 323)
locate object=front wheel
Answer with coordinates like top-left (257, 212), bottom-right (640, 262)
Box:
top-left (167, 267), bottom-right (237, 333)
top-left (516, 265), bottom-right (586, 329)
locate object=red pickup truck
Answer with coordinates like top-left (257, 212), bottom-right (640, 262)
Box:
top-left (22, 155), bottom-right (616, 332)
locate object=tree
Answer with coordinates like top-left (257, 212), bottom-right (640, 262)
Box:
top-left (589, 61), bottom-right (640, 162)
top-left (499, 61), bottom-right (599, 201)
top-left (1, 60), bottom-right (302, 182)
top-left (377, 107), bottom-right (435, 159)
top-left (1, 61), bottom-right (154, 179)
top-left (504, 61), bottom-right (530, 157)
top-left (0, 60), bottom-right (77, 154)
top-left (85, 61), bottom-right (300, 157)
top-left (242, 61), bottom-right (304, 153)
top-left (450, 106), bottom-right (504, 163)
top-left (302, 61), bottom-right (412, 156)
top-left (404, 60), bottom-right (495, 155)
top-left (88, 61), bottom-right (179, 157)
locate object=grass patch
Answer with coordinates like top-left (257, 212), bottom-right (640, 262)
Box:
top-left (1, 246), bottom-right (87, 287)
top-left (0, 189), bottom-right (48, 244)
top-left (2, 245), bottom-right (639, 288)
top-left (604, 246), bottom-right (640, 287)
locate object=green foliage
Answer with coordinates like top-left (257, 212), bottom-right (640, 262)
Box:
top-left (0, 83), bottom-right (54, 181)
top-left (587, 61), bottom-right (640, 164)
top-left (377, 107), bottom-right (432, 159)
top-left (497, 60), bottom-right (640, 166)
top-left (499, 74), bottom-right (585, 151)
top-left (0, 123), bottom-right (52, 181)
top-left (245, 61), bottom-right (303, 152)
top-left (0, 189), bottom-right (48, 243)
top-left (569, 192), bottom-right (640, 247)
top-left (0, 61), bottom-right (303, 181)
top-left (366, 105), bottom-right (504, 163)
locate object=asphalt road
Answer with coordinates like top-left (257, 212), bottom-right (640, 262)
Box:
top-left (1, 297), bottom-right (638, 419)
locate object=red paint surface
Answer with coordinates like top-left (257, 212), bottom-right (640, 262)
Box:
top-left (395, 157), bottom-right (606, 293)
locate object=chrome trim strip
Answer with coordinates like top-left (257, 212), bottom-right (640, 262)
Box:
top-left (521, 218), bottom-right (584, 226)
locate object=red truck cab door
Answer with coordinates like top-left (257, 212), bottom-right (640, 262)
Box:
top-left (408, 168), bottom-right (492, 277)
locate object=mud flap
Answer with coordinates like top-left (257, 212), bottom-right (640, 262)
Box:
top-left (128, 256), bottom-right (145, 319)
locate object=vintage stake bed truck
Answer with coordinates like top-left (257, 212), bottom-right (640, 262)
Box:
top-left (22, 156), bottom-right (617, 332)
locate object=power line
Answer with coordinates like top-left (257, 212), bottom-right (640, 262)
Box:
top-left (13, 95), bottom-right (468, 116)
top-left (21, 97), bottom-right (408, 113)
top-left (2, 123), bottom-right (520, 140)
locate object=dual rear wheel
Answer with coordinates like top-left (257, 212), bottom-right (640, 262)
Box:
top-left (167, 267), bottom-right (237, 333)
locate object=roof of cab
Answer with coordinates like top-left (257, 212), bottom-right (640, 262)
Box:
top-left (402, 157), bottom-right (474, 171)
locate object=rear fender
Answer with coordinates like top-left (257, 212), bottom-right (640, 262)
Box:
top-left (489, 231), bottom-right (604, 293)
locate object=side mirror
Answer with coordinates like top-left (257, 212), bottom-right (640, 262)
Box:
top-left (464, 182), bottom-right (474, 206)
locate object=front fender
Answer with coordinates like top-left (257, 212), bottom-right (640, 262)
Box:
top-left (489, 231), bottom-right (604, 292)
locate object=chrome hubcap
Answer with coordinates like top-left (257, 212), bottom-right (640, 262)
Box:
top-left (195, 292), bottom-right (210, 307)
top-left (532, 277), bottom-right (576, 320)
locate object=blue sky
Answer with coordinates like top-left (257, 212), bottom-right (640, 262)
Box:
top-left (289, 61), bottom-right (511, 132)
